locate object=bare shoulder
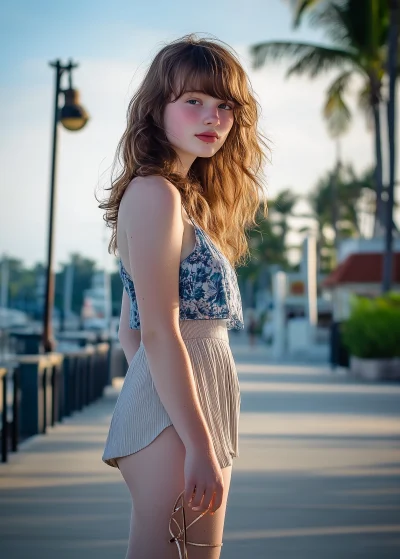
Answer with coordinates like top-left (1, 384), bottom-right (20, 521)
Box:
top-left (119, 175), bottom-right (181, 226)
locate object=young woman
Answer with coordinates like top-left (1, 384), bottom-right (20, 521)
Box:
top-left (100, 34), bottom-right (268, 558)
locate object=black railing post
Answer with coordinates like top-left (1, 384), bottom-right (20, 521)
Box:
top-left (1, 369), bottom-right (7, 463)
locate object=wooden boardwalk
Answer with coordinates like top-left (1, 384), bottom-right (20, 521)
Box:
top-left (1, 336), bottom-right (400, 558)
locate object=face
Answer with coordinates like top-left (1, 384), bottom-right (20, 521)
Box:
top-left (163, 90), bottom-right (235, 174)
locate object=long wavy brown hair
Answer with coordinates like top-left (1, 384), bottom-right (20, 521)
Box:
top-left (97, 33), bottom-right (269, 267)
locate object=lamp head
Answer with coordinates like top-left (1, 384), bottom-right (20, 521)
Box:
top-left (59, 88), bottom-right (89, 131)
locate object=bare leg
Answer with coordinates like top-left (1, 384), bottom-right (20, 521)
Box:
top-left (117, 425), bottom-right (233, 559)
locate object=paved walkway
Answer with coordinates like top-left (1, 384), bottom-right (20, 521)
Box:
top-left (1, 335), bottom-right (400, 558)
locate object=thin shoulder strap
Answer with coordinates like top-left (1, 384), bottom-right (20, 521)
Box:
top-left (182, 202), bottom-right (197, 227)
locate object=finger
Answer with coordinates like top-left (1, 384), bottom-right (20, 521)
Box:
top-left (200, 487), bottom-right (215, 512)
top-left (184, 482), bottom-right (197, 506)
top-left (208, 492), bottom-right (216, 515)
top-left (190, 485), bottom-right (205, 509)
top-left (209, 483), bottom-right (224, 514)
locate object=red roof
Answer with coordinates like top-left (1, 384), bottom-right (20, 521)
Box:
top-left (323, 252), bottom-right (400, 287)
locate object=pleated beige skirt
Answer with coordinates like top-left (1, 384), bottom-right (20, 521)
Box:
top-left (102, 319), bottom-right (241, 469)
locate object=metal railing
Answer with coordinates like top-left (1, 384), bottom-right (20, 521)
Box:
top-left (1, 365), bottom-right (19, 463)
top-left (0, 339), bottom-right (127, 463)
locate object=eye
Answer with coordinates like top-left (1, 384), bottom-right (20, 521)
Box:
top-left (186, 99), bottom-right (201, 105)
top-left (220, 102), bottom-right (234, 111)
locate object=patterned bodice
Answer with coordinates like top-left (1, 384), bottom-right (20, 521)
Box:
top-left (119, 212), bottom-right (244, 330)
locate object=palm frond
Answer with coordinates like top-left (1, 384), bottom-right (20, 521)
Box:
top-left (323, 93), bottom-right (351, 137)
top-left (286, 45), bottom-right (358, 78)
top-left (308, 1), bottom-right (352, 46)
top-left (298, 225), bottom-right (317, 234)
top-left (269, 189), bottom-right (299, 215)
top-left (323, 71), bottom-right (353, 137)
top-left (326, 69), bottom-right (353, 96)
top-left (250, 41), bottom-right (315, 70)
top-left (290, 0), bottom-right (322, 28)
top-left (250, 40), bottom-right (357, 78)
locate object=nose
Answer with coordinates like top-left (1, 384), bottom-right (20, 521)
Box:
top-left (203, 106), bottom-right (220, 126)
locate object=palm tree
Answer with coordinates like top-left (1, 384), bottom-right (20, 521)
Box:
top-left (237, 193), bottom-right (302, 296)
top-left (268, 188), bottom-right (300, 247)
top-left (299, 164), bottom-right (376, 270)
top-left (238, 200), bottom-right (288, 278)
top-left (236, 200), bottom-right (288, 306)
top-left (250, 0), bottom-right (391, 233)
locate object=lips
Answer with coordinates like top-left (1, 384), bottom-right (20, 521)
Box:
top-left (195, 134), bottom-right (218, 143)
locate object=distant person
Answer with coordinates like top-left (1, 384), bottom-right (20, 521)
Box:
top-left (99, 34), bottom-right (268, 558)
top-left (247, 314), bottom-right (258, 347)
top-left (246, 309), bottom-right (258, 346)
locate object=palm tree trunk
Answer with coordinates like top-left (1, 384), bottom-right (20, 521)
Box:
top-left (372, 100), bottom-right (384, 235)
top-left (383, 0), bottom-right (399, 292)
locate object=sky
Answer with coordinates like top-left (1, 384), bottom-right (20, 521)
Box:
top-left (1, 0), bottom-right (397, 273)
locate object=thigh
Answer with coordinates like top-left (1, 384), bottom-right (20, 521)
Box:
top-left (117, 424), bottom-right (232, 559)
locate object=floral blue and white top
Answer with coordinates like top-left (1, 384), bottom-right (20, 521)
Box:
top-left (119, 211), bottom-right (244, 330)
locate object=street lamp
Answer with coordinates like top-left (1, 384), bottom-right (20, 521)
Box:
top-left (42, 59), bottom-right (89, 353)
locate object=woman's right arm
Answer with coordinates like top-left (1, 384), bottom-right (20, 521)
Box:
top-left (120, 176), bottom-right (223, 512)
top-left (118, 289), bottom-right (141, 364)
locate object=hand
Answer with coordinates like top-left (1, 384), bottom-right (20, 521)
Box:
top-left (183, 443), bottom-right (224, 515)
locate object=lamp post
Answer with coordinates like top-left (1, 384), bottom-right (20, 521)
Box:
top-left (42, 59), bottom-right (89, 353)
top-left (383, 0), bottom-right (399, 293)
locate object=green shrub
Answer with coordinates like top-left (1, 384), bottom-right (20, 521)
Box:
top-left (341, 293), bottom-right (400, 359)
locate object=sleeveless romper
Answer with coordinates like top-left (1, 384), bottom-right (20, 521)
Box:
top-left (102, 210), bottom-right (244, 470)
